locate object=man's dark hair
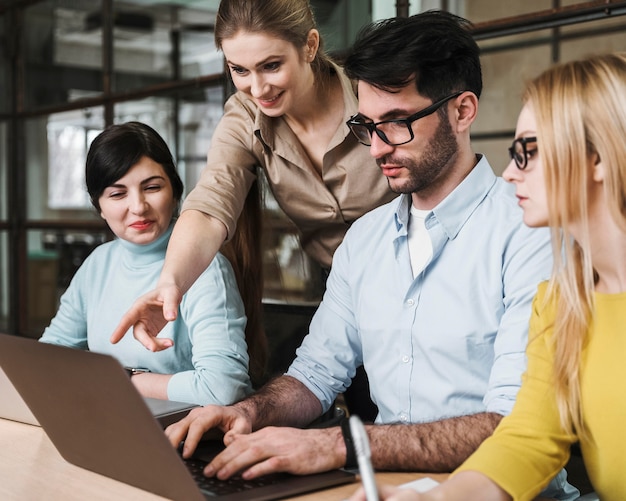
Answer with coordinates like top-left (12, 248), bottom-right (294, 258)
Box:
top-left (343, 10), bottom-right (482, 100)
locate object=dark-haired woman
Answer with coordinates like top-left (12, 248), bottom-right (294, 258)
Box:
top-left (40, 122), bottom-right (252, 407)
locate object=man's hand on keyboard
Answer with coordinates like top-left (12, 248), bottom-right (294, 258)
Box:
top-left (165, 405), bottom-right (251, 458)
top-left (202, 426), bottom-right (346, 480)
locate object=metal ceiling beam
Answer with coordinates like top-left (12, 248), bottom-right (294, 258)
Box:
top-left (471, 0), bottom-right (626, 40)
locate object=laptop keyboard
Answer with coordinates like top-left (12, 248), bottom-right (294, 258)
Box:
top-left (184, 457), bottom-right (285, 496)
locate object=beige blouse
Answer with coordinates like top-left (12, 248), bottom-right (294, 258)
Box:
top-left (182, 64), bottom-right (396, 268)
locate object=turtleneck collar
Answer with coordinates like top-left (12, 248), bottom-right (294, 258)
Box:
top-left (117, 222), bottom-right (173, 268)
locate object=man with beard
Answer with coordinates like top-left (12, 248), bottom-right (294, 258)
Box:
top-left (163, 11), bottom-right (576, 499)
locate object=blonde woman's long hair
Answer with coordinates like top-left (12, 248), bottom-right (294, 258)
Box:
top-left (525, 52), bottom-right (626, 435)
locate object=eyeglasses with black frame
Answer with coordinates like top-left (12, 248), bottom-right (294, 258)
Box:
top-left (346, 91), bottom-right (465, 147)
top-left (508, 137), bottom-right (537, 170)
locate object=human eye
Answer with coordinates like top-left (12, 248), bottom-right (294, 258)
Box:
top-left (378, 119), bottom-right (409, 137)
top-left (229, 65), bottom-right (247, 76)
top-left (525, 140), bottom-right (538, 160)
top-left (263, 61), bottom-right (281, 72)
top-left (107, 189), bottom-right (125, 199)
top-left (387, 119), bottom-right (409, 130)
top-left (144, 183), bottom-right (162, 192)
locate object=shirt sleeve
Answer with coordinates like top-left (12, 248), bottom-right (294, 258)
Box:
top-left (181, 93), bottom-right (259, 241)
top-left (166, 252), bottom-right (252, 405)
top-left (456, 284), bottom-right (577, 501)
top-left (286, 231), bottom-right (362, 412)
top-left (483, 222), bottom-right (553, 416)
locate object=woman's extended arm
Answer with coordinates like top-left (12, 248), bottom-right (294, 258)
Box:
top-left (110, 209), bottom-right (227, 351)
top-left (159, 210), bottom-right (228, 303)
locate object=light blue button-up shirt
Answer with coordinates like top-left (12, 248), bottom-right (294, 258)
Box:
top-left (287, 156), bottom-right (552, 424)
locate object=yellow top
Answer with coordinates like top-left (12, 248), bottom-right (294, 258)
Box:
top-left (457, 281), bottom-right (626, 501)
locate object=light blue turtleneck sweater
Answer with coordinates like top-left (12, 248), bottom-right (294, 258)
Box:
top-left (40, 224), bottom-right (252, 405)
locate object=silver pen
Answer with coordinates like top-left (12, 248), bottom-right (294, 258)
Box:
top-left (350, 415), bottom-right (380, 501)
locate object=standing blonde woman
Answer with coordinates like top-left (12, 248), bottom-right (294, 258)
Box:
top-left (350, 52), bottom-right (626, 501)
top-left (111, 0), bottom-right (394, 374)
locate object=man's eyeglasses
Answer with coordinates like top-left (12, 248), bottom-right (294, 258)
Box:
top-left (346, 91), bottom-right (465, 147)
top-left (508, 137), bottom-right (537, 170)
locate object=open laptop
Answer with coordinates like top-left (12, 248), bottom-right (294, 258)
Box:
top-left (0, 365), bottom-right (39, 425)
top-left (0, 334), bottom-right (356, 500)
top-left (0, 348), bottom-right (197, 429)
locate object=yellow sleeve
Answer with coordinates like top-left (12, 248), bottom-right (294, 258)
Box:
top-left (455, 283), bottom-right (577, 501)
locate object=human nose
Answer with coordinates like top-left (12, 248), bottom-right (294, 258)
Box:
top-left (368, 130), bottom-right (394, 159)
top-left (502, 158), bottom-right (520, 183)
top-left (250, 73), bottom-right (267, 98)
top-left (129, 191), bottom-right (148, 214)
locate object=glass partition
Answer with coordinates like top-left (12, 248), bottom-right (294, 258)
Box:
top-left (114, 97), bottom-right (176, 145)
top-left (177, 85), bottom-right (225, 194)
top-left (23, 1), bottom-right (103, 110)
top-left (0, 122), bottom-right (6, 220)
top-left (26, 110), bottom-right (105, 220)
top-left (0, 13), bottom-right (8, 116)
top-left (111, 2), bottom-right (174, 92)
top-left (25, 228), bottom-right (110, 337)
top-left (0, 231), bottom-right (7, 332)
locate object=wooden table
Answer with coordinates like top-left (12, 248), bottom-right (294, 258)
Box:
top-left (290, 472), bottom-right (448, 500)
top-left (0, 418), bottom-right (445, 500)
top-left (0, 418), bottom-right (554, 500)
top-left (0, 418), bottom-right (166, 500)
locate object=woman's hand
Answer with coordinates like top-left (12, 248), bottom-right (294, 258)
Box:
top-left (110, 284), bottom-right (183, 351)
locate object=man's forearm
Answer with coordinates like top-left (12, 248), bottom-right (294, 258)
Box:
top-left (368, 412), bottom-right (502, 472)
top-left (234, 375), bottom-right (323, 430)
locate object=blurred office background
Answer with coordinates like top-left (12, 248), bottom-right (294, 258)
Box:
top-left (1, 0), bottom-right (625, 350)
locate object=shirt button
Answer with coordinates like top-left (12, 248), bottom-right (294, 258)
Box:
top-left (401, 355), bottom-right (410, 363)
top-left (399, 414), bottom-right (408, 422)
top-left (406, 299), bottom-right (415, 306)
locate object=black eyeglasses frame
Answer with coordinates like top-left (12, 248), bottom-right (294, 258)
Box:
top-left (508, 136), bottom-right (537, 170)
top-left (346, 91), bottom-right (466, 147)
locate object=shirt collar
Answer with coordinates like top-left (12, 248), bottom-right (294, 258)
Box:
top-left (394, 155), bottom-right (497, 239)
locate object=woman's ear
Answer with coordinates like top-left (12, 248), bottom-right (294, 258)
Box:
top-left (592, 152), bottom-right (604, 182)
top-left (305, 29), bottom-right (320, 60)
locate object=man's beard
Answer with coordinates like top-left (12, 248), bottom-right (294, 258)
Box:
top-left (378, 115), bottom-right (458, 195)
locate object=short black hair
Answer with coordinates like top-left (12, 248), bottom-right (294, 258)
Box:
top-left (343, 10), bottom-right (482, 100)
top-left (85, 121), bottom-right (183, 212)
